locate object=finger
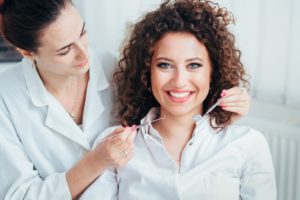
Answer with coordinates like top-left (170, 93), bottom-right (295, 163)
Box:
top-left (107, 127), bottom-right (133, 145)
top-left (221, 94), bottom-right (248, 103)
top-left (221, 105), bottom-right (248, 116)
top-left (123, 147), bottom-right (135, 161)
top-left (110, 127), bottom-right (126, 136)
top-left (124, 149), bottom-right (134, 161)
top-left (111, 139), bottom-right (131, 151)
top-left (118, 127), bottom-right (133, 141)
top-left (127, 129), bottom-right (137, 143)
top-left (118, 145), bottom-right (134, 160)
top-left (221, 87), bottom-right (241, 97)
top-left (220, 101), bottom-right (249, 108)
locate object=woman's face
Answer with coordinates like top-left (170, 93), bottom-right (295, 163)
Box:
top-left (150, 32), bottom-right (212, 119)
top-left (32, 3), bottom-right (89, 77)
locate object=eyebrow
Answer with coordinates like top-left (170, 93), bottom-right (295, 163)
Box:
top-left (185, 57), bottom-right (204, 62)
top-left (55, 21), bottom-right (86, 52)
top-left (155, 57), bottom-right (204, 62)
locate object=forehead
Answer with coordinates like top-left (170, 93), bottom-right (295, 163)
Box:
top-left (38, 4), bottom-right (83, 51)
top-left (153, 32), bottom-right (209, 60)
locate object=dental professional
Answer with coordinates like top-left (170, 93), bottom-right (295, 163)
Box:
top-left (0, 0), bottom-right (136, 199)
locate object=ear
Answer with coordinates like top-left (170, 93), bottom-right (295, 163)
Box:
top-left (16, 48), bottom-right (35, 60)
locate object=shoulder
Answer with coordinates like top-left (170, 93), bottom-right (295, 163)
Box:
top-left (224, 125), bottom-right (267, 144)
top-left (0, 61), bottom-right (24, 96)
top-left (223, 125), bottom-right (271, 160)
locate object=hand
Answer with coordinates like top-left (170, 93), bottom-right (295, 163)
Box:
top-left (219, 87), bottom-right (250, 123)
top-left (92, 126), bottom-right (136, 169)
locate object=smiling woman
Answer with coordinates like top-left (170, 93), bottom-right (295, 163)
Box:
top-left (80, 0), bottom-right (275, 200)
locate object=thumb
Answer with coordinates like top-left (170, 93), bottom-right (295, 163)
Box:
top-left (127, 127), bottom-right (137, 143)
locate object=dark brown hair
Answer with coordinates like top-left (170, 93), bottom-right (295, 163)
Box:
top-left (0, 0), bottom-right (72, 52)
top-left (113, 0), bottom-right (249, 129)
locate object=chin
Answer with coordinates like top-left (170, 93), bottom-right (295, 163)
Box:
top-left (75, 64), bottom-right (90, 75)
top-left (162, 106), bottom-right (200, 118)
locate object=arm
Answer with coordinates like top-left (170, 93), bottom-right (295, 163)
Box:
top-left (67, 127), bottom-right (136, 198)
top-left (77, 127), bottom-right (136, 200)
top-left (0, 98), bottom-right (71, 199)
top-left (0, 96), bottom-right (135, 199)
top-left (239, 131), bottom-right (277, 200)
top-left (79, 168), bottom-right (119, 200)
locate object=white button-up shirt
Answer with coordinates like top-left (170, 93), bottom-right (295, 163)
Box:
top-left (81, 108), bottom-right (276, 200)
top-left (0, 50), bottom-right (116, 200)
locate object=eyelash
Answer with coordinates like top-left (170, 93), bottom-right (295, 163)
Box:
top-left (58, 29), bottom-right (87, 56)
top-left (81, 28), bottom-right (87, 36)
top-left (157, 62), bottom-right (171, 69)
top-left (188, 63), bottom-right (202, 69)
top-left (156, 62), bottom-right (203, 70)
top-left (58, 47), bottom-right (71, 56)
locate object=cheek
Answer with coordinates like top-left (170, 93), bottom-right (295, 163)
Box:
top-left (150, 70), bottom-right (168, 99)
top-left (193, 75), bottom-right (211, 95)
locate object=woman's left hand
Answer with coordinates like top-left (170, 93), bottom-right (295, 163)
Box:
top-left (219, 87), bottom-right (250, 123)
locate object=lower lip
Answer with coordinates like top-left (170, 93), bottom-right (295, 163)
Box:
top-left (77, 59), bottom-right (88, 68)
top-left (166, 92), bottom-right (193, 103)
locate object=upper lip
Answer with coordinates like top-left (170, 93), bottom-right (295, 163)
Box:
top-left (78, 59), bottom-right (88, 66)
top-left (166, 89), bottom-right (193, 93)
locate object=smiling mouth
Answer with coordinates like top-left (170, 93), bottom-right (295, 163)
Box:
top-left (166, 90), bottom-right (194, 103)
top-left (169, 91), bottom-right (191, 98)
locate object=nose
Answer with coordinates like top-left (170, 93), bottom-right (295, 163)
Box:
top-left (171, 67), bottom-right (188, 88)
top-left (74, 39), bottom-right (88, 60)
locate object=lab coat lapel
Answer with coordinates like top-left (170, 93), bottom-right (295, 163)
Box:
top-left (22, 57), bottom-right (91, 150)
top-left (45, 96), bottom-right (91, 150)
top-left (82, 52), bottom-right (109, 132)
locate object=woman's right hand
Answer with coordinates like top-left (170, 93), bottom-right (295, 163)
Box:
top-left (92, 127), bottom-right (136, 169)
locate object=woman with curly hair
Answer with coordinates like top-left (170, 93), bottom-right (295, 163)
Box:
top-left (81, 0), bottom-right (276, 199)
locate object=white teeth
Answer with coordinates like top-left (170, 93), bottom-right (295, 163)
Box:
top-left (169, 92), bottom-right (190, 98)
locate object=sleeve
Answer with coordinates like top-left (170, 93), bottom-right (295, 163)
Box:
top-left (239, 130), bottom-right (277, 200)
top-left (79, 126), bottom-right (121, 200)
top-left (0, 97), bottom-right (71, 200)
top-left (79, 168), bottom-right (118, 200)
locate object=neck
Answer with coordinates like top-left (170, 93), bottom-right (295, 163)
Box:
top-left (153, 110), bottom-right (198, 142)
top-left (36, 67), bottom-right (88, 96)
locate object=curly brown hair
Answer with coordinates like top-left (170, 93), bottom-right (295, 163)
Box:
top-left (113, 0), bottom-right (249, 129)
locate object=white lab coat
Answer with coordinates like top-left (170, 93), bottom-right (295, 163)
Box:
top-left (0, 50), bottom-right (117, 199)
top-left (81, 108), bottom-right (277, 200)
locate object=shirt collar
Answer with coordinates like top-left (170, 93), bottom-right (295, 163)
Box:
top-left (139, 107), bottom-right (161, 140)
top-left (22, 58), bottom-right (48, 107)
top-left (139, 107), bottom-right (215, 140)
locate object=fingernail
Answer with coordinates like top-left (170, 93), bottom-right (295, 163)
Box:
top-left (130, 125), bottom-right (137, 131)
top-left (221, 92), bottom-right (226, 97)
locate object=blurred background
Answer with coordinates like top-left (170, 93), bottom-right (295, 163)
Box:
top-left (0, 0), bottom-right (299, 199)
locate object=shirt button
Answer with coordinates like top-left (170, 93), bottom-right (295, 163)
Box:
top-left (189, 142), bottom-right (193, 146)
